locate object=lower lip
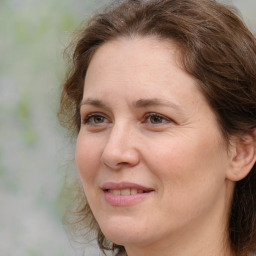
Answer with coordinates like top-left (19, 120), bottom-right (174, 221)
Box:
top-left (104, 191), bottom-right (153, 206)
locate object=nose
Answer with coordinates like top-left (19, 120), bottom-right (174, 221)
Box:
top-left (100, 123), bottom-right (140, 170)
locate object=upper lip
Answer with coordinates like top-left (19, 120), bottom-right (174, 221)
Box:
top-left (101, 182), bottom-right (154, 192)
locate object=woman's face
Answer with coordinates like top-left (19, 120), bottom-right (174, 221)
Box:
top-left (76, 37), bottom-right (233, 251)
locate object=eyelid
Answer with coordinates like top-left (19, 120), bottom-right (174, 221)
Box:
top-left (82, 112), bottom-right (109, 125)
top-left (144, 112), bottom-right (169, 119)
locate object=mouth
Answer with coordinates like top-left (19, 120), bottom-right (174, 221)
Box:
top-left (104, 188), bottom-right (152, 196)
top-left (101, 182), bottom-right (154, 206)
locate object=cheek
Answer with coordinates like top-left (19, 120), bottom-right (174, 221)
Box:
top-left (148, 134), bottom-right (227, 199)
top-left (75, 136), bottom-right (104, 214)
top-left (75, 134), bottom-right (102, 186)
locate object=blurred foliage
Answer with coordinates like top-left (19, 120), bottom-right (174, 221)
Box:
top-left (0, 0), bottom-right (108, 255)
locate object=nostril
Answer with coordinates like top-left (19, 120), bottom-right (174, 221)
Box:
top-left (101, 150), bottom-right (140, 169)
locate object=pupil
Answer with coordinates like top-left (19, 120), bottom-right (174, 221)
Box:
top-left (151, 116), bottom-right (162, 124)
top-left (95, 116), bottom-right (104, 123)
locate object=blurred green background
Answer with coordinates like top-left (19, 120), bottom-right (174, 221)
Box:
top-left (0, 0), bottom-right (255, 255)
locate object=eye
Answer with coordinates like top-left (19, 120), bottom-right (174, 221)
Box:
top-left (144, 113), bottom-right (171, 125)
top-left (83, 113), bottom-right (108, 125)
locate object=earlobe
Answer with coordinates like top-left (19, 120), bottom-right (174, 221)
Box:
top-left (226, 131), bottom-right (256, 182)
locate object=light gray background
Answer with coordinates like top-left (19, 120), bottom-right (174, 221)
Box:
top-left (0, 0), bottom-right (255, 255)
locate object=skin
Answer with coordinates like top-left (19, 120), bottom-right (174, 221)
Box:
top-left (76, 37), bottom-right (237, 256)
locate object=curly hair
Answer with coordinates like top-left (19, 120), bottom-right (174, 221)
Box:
top-left (59, 0), bottom-right (256, 255)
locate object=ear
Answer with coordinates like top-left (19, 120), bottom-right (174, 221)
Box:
top-left (226, 130), bottom-right (256, 182)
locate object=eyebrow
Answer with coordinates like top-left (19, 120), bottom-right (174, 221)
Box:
top-left (133, 98), bottom-right (181, 110)
top-left (80, 98), bottom-right (110, 109)
top-left (80, 97), bottom-right (182, 111)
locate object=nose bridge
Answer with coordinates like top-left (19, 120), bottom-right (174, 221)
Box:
top-left (101, 121), bottom-right (139, 169)
top-left (110, 121), bottom-right (129, 146)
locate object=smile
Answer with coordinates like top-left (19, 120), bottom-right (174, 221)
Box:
top-left (107, 188), bottom-right (145, 195)
top-left (102, 182), bottom-right (154, 206)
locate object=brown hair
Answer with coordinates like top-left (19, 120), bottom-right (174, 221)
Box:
top-left (59, 0), bottom-right (256, 255)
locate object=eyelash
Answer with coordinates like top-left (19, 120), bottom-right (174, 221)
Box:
top-left (82, 112), bottom-right (171, 126)
top-left (83, 112), bottom-right (108, 125)
top-left (143, 113), bottom-right (171, 125)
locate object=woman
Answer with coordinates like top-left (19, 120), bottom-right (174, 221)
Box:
top-left (59, 0), bottom-right (256, 255)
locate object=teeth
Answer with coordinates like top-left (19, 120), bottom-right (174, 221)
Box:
top-left (109, 189), bottom-right (144, 195)
top-left (112, 190), bottom-right (121, 195)
top-left (121, 189), bottom-right (130, 195)
top-left (131, 188), bottom-right (137, 195)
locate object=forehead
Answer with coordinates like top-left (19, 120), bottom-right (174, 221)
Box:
top-left (83, 37), bottom-right (196, 98)
top-left (82, 36), bottom-right (224, 140)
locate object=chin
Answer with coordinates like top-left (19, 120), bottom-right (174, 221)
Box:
top-left (99, 217), bottom-right (147, 246)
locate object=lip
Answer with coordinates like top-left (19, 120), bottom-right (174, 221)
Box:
top-left (101, 182), bottom-right (154, 206)
top-left (102, 182), bottom-right (154, 191)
